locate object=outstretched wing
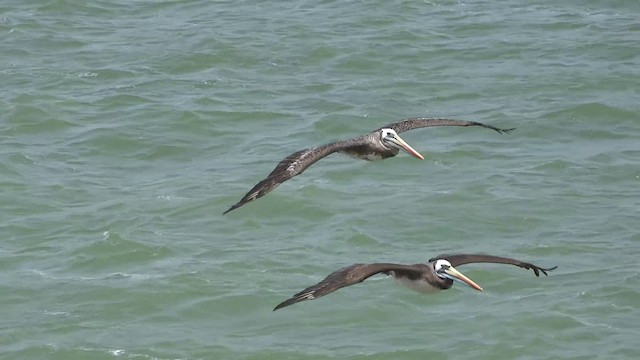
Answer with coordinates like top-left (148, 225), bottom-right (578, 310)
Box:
top-left (273, 263), bottom-right (423, 310)
top-left (382, 118), bottom-right (514, 135)
top-left (430, 254), bottom-right (557, 276)
top-left (223, 138), bottom-right (367, 214)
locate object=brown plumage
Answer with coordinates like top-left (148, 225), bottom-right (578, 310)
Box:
top-left (224, 118), bottom-right (514, 214)
top-left (273, 253), bottom-right (555, 311)
top-left (382, 118), bottom-right (513, 134)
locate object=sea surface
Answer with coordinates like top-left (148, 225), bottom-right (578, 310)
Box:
top-left (1, 1), bottom-right (639, 359)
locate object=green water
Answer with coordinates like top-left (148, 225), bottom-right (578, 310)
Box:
top-left (2, 1), bottom-right (639, 359)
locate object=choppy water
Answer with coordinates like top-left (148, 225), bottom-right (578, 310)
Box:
top-left (2, 0), bottom-right (639, 359)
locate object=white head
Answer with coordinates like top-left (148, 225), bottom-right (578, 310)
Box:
top-left (380, 128), bottom-right (399, 142)
top-left (379, 128), bottom-right (424, 160)
top-left (433, 258), bottom-right (484, 291)
top-left (434, 259), bottom-right (453, 279)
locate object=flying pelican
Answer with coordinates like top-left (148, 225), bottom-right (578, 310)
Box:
top-left (273, 253), bottom-right (555, 311)
top-left (223, 118), bottom-right (514, 214)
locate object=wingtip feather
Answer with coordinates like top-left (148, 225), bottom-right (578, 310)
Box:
top-left (273, 298), bottom-right (296, 311)
top-left (541, 265), bottom-right (558, 276)
top-left (223, 202), bottom-right (243, 215)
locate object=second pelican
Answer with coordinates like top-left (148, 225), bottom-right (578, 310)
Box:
top-left (224, 118), bottom-right (514, 214)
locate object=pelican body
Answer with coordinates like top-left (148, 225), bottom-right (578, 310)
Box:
top-left (224, 118), bottom-right (514, 214)
top-left (273, 253), bottom-right (556, 311)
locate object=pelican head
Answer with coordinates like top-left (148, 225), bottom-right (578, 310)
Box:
top-left (434, 259), bottom-right (484, 291)
top-left (379, 128), bottom-right (424, 160)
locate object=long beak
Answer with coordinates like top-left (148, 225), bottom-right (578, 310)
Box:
top-left (388, 135), bottom-right (424, 160)
top-left (445, 266), bottom-right (484, 291)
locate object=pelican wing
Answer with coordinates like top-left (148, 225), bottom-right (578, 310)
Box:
top-left (273, 263), bottom-right (424, 310)
top-left (430, 254), bottom-right (557, 276)
top-left (224, 138), bottom-right (367, 214)
top-left (383, 118), bottom-right (514, 134)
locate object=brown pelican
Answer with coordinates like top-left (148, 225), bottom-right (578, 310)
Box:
top-left (224, 118), bottom-right (514, 214)
top-left (273, 254), bottom-right (555, 311)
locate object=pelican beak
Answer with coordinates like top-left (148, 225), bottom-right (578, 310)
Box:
top-left (445, 266), bottom-right (484, 291)
top-left (388, 134), bottom-right (424, 160)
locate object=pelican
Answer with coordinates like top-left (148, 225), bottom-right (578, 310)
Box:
top-left (273, 253), bottom-right (556, 311)
top-left (223, 118), bottom-right (514, 214)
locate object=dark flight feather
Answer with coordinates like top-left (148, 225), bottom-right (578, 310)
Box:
top-left (430, 254), bottom-right (557, 276)
top-left (273, 263), bottom-right (424, 310)
top-left (383, 118), bottom-right (515, 134)
top-left (223, 140), bottom-right (363, 214)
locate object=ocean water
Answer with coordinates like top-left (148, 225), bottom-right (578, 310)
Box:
top-left (1, 0), bottom-right (639, 359)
